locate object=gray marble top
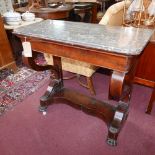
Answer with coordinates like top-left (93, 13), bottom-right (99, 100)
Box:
top-left (13, 20), bottom-right (154, 55)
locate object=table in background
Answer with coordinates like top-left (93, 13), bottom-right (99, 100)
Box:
top-left (73, 2), bottom-right (97, 23)
top-left (15, 4), bottom-right (74, 20)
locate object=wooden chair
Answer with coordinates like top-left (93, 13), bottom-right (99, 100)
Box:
top-left (44, 54), bottom-right (97, 95)
top-left (146, 86), bottom-right (155, 114)
top-left (99, 0), bottom-right (131, 26)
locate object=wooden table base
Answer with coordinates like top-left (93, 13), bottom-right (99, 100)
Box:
top-left (39, 80), bottom-right (129, 146)
top-left (24, 55), bottom-right (131, 146)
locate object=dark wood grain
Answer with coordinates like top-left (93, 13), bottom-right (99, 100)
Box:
top-left (134, 35), bottom-right (155, 114)
top-left (135, 42), bottom-right (155, 87)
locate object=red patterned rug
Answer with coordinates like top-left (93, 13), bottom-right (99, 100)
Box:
top-left (0, 67), bottom-right (50, 116)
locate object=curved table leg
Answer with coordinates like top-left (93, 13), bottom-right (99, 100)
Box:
top-left (107, 70), bottom-right (134, 145)
top-left (107, 101), bottom-right (129, 146)
top-left (109, 71), bottom-right (126, 101)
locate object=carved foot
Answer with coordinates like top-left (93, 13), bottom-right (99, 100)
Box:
top-left (107, 125), bottom-right (118, 146)
top-left (107, 101), bottom-right (129, 146)
top-left (107, 137), bottom-right (117, 146)
top-left (39, 105), bottom-right (48, 112)
top-left (40, 79), bottom-right (63, 112)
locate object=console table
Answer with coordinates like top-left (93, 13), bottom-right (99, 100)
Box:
top-left (13, 20), bottom-right (153, 146)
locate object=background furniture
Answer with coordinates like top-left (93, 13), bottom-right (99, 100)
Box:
top-left (123, 0), bottom-right (154, 28)
top-left (0, 14), bottom-right (16, 71)
top-left (99, 0), bottom-right (131, 26)
top-left (146, 85), bottom-right (155, 114)
top-left (121, 0), bottom-right (155, 88)
top-left (143, 37), bottom-right (155, 114)
top-left (135, 36), bottom-right (155, 88)
top-left (73, 3), bottom-right (96, 23)
top-left (44, 53), bottom-right (97, 95)
top-left (15, 2), bottom-right (98, 23)
top-left (125, 0), bottom-right (155, 113)
top-left (16, 4), bottom-right (73, 20)
top-left (66, 0), bottom-right (98, 23)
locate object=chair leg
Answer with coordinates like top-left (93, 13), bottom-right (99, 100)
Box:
top-left (63, 74), bottom-right (76, 80)
top-left (86, 77), bottom-right (96, 95)
top-left (77, 75), bottom-right (96, 95)
top-left (146, 87), bottom-right (155, 114)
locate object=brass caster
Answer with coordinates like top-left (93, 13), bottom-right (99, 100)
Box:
top-left (39, 106), bottom-right (47, 112)
top-left (109, 126), bottom-right (119, 134)
top-left (106, 138), bottom-right (117, 146)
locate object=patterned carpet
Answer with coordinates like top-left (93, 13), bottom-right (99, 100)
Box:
top-left (0, 67), bottom-right (50, 116)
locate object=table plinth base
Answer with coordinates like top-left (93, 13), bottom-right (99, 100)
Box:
top-left (39, 79), bottom-right (129, 146)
